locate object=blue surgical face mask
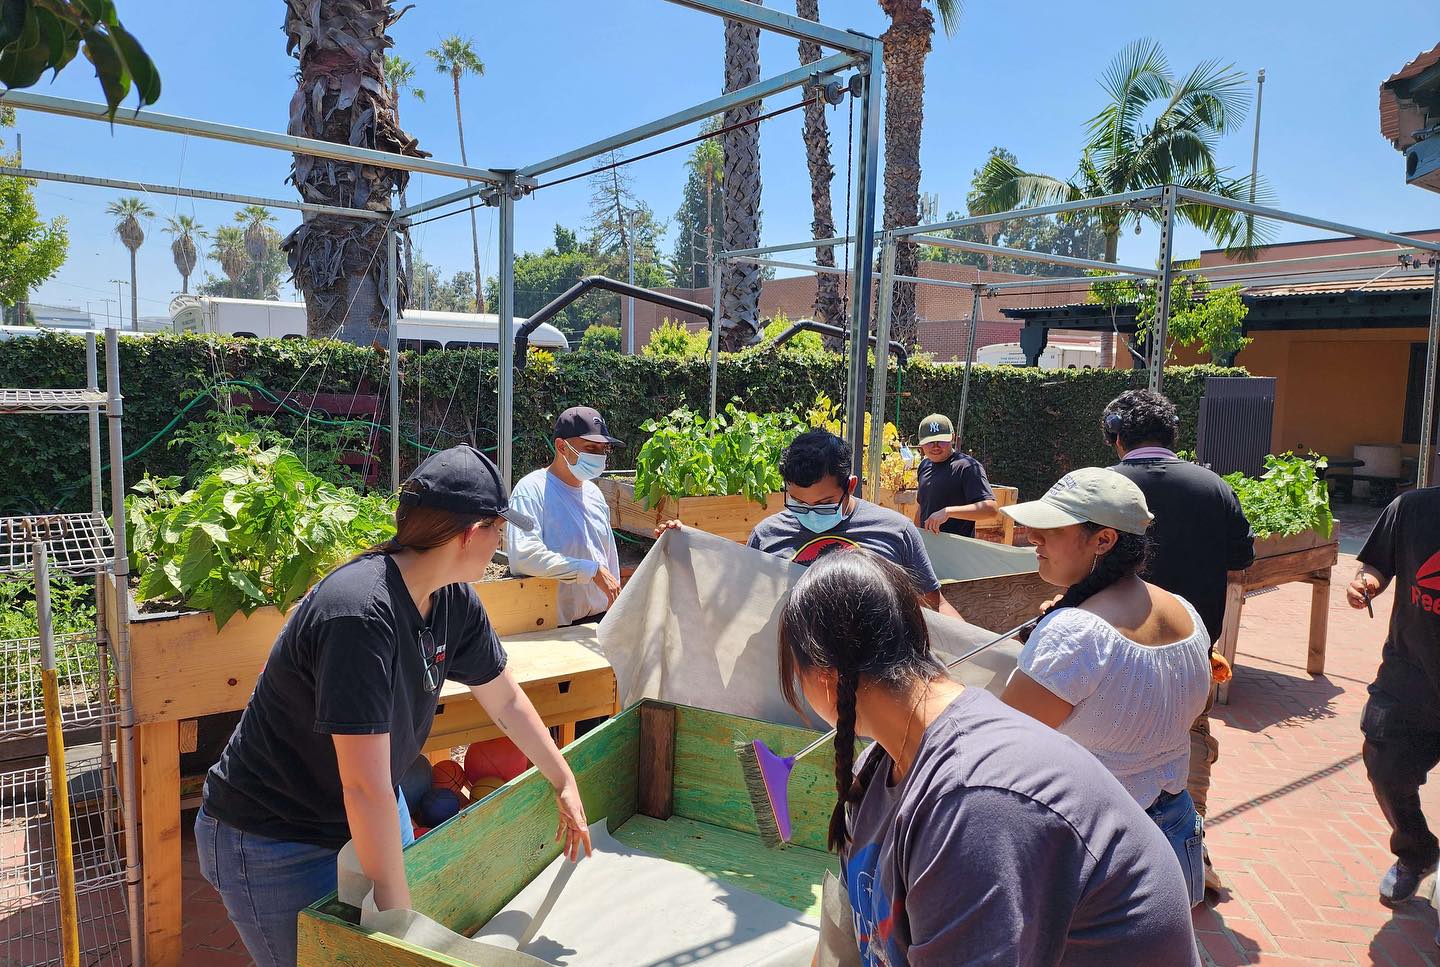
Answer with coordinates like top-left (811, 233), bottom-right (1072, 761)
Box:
top-left (563, 441), bottom-right (607, 481)
top-left (786, 482), bottom-right (852, 533)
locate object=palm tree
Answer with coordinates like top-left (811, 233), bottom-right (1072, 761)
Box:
top-left (429, 36), bottom-right (487, 314)
top-left (385, 55), bottom-right (426, 288)
top-left (282, 0), bottom-right (419, 342)
top-left (107, 196), bottom-right (152, 330)
top-left (718, 10), bottom-right (762, 350)
top-left (209, 226), bottom-right (248, 297)
top-left (797, 0), bottom-right (844, 330)
top-left (876, 0), bottom-right (962, 348)
top-left (971, 38), bottom-right (1261, 365)
top-left (236, 206), bottom-right (277, 298)
top-left (164, 215), bottom-right (201, 294)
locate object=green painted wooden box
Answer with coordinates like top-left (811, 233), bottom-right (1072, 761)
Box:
top-left (296, 700), bottom-right (838, 965)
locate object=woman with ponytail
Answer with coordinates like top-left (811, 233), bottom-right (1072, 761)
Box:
top-left (779, 549), bottom-right (1199, 966)
top-left (196, 446), bottom-right (591, 967)
top-left (1000, 467), bottom-right (1211, 907)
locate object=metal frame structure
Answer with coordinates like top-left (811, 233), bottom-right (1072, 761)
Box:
top-left (719, 184), bottom-right (1440, 490)
top-left (2, 0), bottom-right (883, 495)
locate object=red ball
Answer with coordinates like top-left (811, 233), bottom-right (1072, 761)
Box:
top-left (432, 759), bottom-right (468, 796)
top-left (464, 737), bottom-right (529, 782)
top-left (412, 825), bottom-right (430, 839)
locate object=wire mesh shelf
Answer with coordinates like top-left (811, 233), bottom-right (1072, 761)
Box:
top-left (0, 516), bottom-right (115, 575)
top-left (0, 388), bottom-right (109, 416)
top-left (0, 633), bottom-right (113, 739)
top-left (0, 874), bottom-right (130, 967)
top-left (0, 752), bottom-right (125, 915)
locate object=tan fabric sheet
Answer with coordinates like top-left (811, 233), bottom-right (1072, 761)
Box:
top-left (920, 530), bottom-right (1039, 582)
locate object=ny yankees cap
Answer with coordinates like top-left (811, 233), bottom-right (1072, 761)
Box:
top-left (918, 413), bottom-right (955, 446)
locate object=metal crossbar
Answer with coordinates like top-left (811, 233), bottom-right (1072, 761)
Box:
top-left (0, 517), bottom-right (115, 575)
top-left (0, 389), bottom-right (109, 416)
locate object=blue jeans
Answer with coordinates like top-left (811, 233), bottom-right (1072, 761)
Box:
top-left (195, 791), bottom-right (415, 967)
top-left (1147, 788), bottom-right (1203, 907)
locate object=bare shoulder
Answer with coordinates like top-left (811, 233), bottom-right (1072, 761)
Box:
top-left (1078, 580), bottom-right (1195, 645)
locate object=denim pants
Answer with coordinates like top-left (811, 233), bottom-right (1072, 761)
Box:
top-left (195, 791), bottom-right (414, 967)
top-left (1147, 788), bottom-right (1203, 907)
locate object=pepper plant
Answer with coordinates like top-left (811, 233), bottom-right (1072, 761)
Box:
top-left (1223, 452), bottom-right (1333, 540)
top-left (126, 434), bottom-right (395, 628)
top-left (633, 404), bottom-right (805, 509)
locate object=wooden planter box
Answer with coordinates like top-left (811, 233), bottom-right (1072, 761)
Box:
top-left (1253, 528), bottom-right (1329, 560)
top-left (940, 570), bottom-right (1056, 635)
top-left (297, 700), bottom-right (836, 965)
top-left (597, 475), bottom-right (783, 544)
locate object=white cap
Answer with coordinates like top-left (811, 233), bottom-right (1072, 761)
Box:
top-left (1001, 467), bottom-right (1153, 535)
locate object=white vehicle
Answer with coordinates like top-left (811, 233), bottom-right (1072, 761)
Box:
top-left (0, 324), bottom-right (155, 341)
top-left (168, 296), bottom-right (571, 352)
top-left (973, 341), bottom-right (1100, 370)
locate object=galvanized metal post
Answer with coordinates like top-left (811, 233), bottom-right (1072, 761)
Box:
top-left (956, 284), bottom-right (983, 448)
top-left (708, 252), bottom-right (721, 421)
top-left (498, 176), bottom-right (518, 489)
top-left (1418, 258), bottom-right (1440, 489)
top-left (843, 44), bottom-right (883, 495)
top-left (386, 225), bottom-right (401, 492)
top-left (1149, 186), bottom-right (1179, 392)
top-left (866, 236), bottom-right (896, 494)
top-left (86, 333), bottom-right (101, 514)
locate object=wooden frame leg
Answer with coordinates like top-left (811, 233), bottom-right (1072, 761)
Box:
top-left (1307, 572), bottom-right (1330, 676)
top-left (1216, 580), bottom-right (1245, 705)
top-left (139, 720), bottom-right (182, 967)
top-left (556, 722), bottom-right (577, 747)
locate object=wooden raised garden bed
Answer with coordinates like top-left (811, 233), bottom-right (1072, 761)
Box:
top-left (1214, 528), bottom-right (1339, 703)
top-left (120, 573), bottom-right (621, 967)
top-left (597, 475), bottom-right (784, 544)
top-left (297, 700), bottom-right (837, 965)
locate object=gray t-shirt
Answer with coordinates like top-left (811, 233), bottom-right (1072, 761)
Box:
top-left (843, 688), bottom-right (1198, 967)
top-left (747, 498), bottom-right (942, 594)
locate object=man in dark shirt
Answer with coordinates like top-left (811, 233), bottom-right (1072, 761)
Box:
top-left (915, 413), bottom-right (997, 537)
top-left (1349, 485), bottom-right (1440, 906)
top-left (1104, 390), bottom-right (1255, 897)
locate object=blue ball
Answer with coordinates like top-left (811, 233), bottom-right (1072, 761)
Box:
top-left (419, 787), bottom-right (463, 827)
top-left (399, 755), bottom-right (432, 808)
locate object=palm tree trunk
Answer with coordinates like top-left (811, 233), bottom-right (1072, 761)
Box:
top-left (394, 94), bottom-right (416, 293)
top-left (128, 249), bottom-right (139, 331)
top-left (182, 272), bottom-right (189, 295)
top-left (452, 75), bottom-right (487, 314)
top-left (718, 8), bottom-right (763, 351)
top-left (797, 0), bottom-right (844, 332)
top-left (879, 0), bottom-right (934, 350)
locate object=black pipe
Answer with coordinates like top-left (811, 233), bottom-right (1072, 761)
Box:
top-left (515, 275), bottom-right (715, 368)
top-left (764, 318), bottom-right (909, 366)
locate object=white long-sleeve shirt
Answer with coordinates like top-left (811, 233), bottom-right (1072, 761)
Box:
top-left (505, 468), bottom-right (619, 624)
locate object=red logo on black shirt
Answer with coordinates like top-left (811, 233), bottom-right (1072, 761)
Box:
top-left (792, 535), bottom-right (859, 566)
top-left (1419, 550), bottom-right (1440, 592)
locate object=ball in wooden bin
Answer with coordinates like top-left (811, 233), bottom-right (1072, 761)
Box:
top-left (432, 759), bottom-right (469, 797)
top-left (464, 737), bottom-right (529, 782)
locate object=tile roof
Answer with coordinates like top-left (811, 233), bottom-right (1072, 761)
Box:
top-left (1380, 43), bottom-right (1440, 149)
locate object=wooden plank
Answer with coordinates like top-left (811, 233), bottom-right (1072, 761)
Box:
top-left (1240, 542), bottom-right (1339, 590)
top-left (671, 706), bottom-right (835, 853)
top-left (638, 703), bottom-right (676, 820)
top-left (298, 912), bottom-right (475, 967)
top-left (1308, 573), bottom-right (1331, 675)
top-left (178, 719), bottom-right (198, 754)
top-left (974, 484), bottom-right (1019, 544)
top-left (474, 576), bottom-right (559, 636)
top-left (611, 813), bottom-right (832, 918)
top-left (940, 571), bottom-right (1056, 635)
top-left (606, 477), bottom-right (784, 543)
top-left (138, 720), bottom-right (182, 967)
top-left (1216, 579), bottom-right (1246, 705)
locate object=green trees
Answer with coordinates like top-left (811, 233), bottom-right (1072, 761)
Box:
top-left (671, 126), bottom-right (724, 289)
top-left (0, 111), bottom-right (66, 318)
top-left (107, 195), bottom-right (151, 330)
top-left (198, 217), bottom-right (286, 301)
top-left (428, 35), bottom-right (487, 314)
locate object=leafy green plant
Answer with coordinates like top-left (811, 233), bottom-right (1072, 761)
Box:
top-left (633, 404), bottom-right (805, 508)
top-left (761, 311), bottom-right (825, 353)
top-left (168, 399), bottom-right (368, 488)
top-left (1089, 272), bottom-right (1251, 364)
top-left (0, 575), bottom-right (100, 710)
top-left (126, 434), bottom-right (396, 628)
top-left (579, 324), bottom-right (621, 353)
top-left (1224, 452), bottom-right (1333, 540)
top-left (641, 319), bottom-right (711, 359)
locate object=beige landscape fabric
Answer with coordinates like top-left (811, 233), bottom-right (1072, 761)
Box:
top-left (597, 527), bottom-right (1023, 729)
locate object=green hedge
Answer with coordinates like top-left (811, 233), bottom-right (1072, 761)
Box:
top-left (0, 332), bottom-right (1243, 514)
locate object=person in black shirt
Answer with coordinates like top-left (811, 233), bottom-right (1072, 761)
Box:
top-left (196, 446), bottom-right (591, 967)
top-left (915, 413), bottom-right (997, 537)
top-left (1348, 486), bottom-right (1440, 907)
top-left (1104, 390), bottom-right (1254, 897)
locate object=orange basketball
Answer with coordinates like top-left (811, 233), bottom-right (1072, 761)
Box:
top-left (464, 737), bottom-right (530, 782)
top-left (468, 775), bottom-right (505, 802)
top-left (432, 759), bottom-right (469, 797)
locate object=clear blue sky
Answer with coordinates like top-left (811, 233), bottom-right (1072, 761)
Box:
top-left (13, 0), bottom-right (1440, 322)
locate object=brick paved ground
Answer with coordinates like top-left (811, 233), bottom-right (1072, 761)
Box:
top-left (174, 548), bottom-right (1436, 966)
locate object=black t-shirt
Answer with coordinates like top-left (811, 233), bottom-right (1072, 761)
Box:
top-left (917, 452), bottom-right (995, 538)
top-left (202, 553), bottom-right (507, 848)
top-left (1111, 457), bottom-right (1255, 642)
top-left (1359, 487), bottom-right (1440, 734)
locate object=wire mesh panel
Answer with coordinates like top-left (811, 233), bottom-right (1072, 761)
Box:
top-left (0, 388), bottom-right (109, 416)
top-left (0, 632), bottom-right (113, 739)
top-left (0, 751), bottom-right (128, 966)
top-left (0, 517), bottom-right (115, 575)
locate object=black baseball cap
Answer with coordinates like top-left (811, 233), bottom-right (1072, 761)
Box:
top-left (553, 406), bottom-right (623, 446)
top-left (398, 445), bottom-right (536, 531)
